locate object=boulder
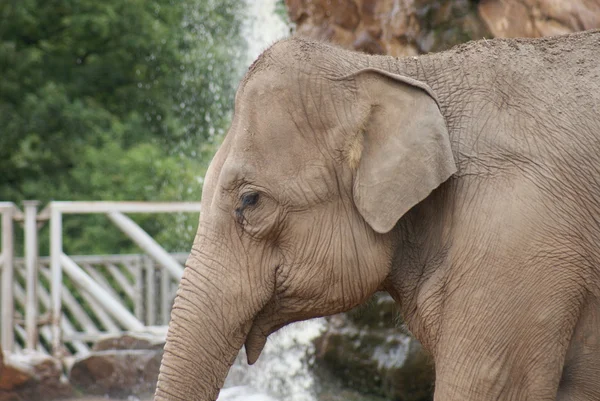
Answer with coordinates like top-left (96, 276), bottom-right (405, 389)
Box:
top-left (0, 355), bottom-right (32, 393)
top-left (345, 293), bottom-right (403, 330)
top-left (70, 331), bottom-right (166, 398)
top-left (313, 295), bottom-right (434, 401)
top-left (69, 349), bottom-right (163, 398)
top-left (93, 331), bottom-right (165, 351)
top-left (0, 351), bottom-right (71, 401)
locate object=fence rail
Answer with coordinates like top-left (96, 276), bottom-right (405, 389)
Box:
top-left (0, 201), bottom-right (200, 358)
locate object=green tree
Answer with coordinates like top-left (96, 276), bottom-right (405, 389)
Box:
top-left (0, 0), bottom-right (244, 254)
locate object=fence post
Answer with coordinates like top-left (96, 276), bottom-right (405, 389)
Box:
top-left (24, 200), bottom-right (40, 350)
top-left (144, 256), bottom-right (156, 326)
top-left (1, 204), bottom-right (15, 352)
top-left (161, 268), bottom-right (172, 324)
top-left (50, 205), bottom-right (63, 357)
top-left (134, 256), bottom-right (144, 322)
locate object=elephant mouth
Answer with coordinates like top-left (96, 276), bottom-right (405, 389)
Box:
top-left (244, 264), bottom-right (287, 364)
top-left (243, 319), bottom-right (286, 365)
top-left (244, 323), bottom-right (268, 365)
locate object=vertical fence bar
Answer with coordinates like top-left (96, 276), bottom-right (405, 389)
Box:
top-left (24, 200), bottom-right (40, 350)
top-left (134, 257), bottom-right (144, 322)
top-left (145, 256), bottom-right (156, 325)
top-left (50, 206), bottom-right (63, 357)
top-left (161, 269), bottom-right (172, 324)
top-left (1, 205), bottom-right (15, 352)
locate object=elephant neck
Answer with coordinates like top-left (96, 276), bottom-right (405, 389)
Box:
top-left (356, 50), bottom-right (466, 353)
top-left (375, 52), bottom-right (472, 357)
top-left (383, 171), bottom-right (458, 357)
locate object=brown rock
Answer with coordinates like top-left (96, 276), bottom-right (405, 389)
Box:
top-left (353, 31), bottom-right (385, 54)
top-left (314, 313), bottom-right (434, 400)
top-left (331, 0), bottom-right (361, 31)
top-left (346, 293), bottom-right (402, 330)
top-left (295, 23), bottom-right (336, 42)
top-left (361, 0), bottom-right (388, 37)
top-left (285, 0), bottom-right (600, 57)
top-left (92, 332), bottom-right (165, 351)
top-left (0, 392), bottom-right (20, 401)
top-left (0, 351), bottom-right (71, 401)
top-left (478, 0), bottom-right (538, 37)
top-left (0, 362), bottom-right (32, 391)
top-left (286, 0), bottom-right (306, 23)
top-left (478, 0), bottom-right (600, 38)
top-left (285, 0), bottom-right (491, 56)
top-left (69, 349), bottom-right (163, 398)
top-left (389, 2), bottom-right (419, 39)
top-left (385, 39), bottom-right (419, 57)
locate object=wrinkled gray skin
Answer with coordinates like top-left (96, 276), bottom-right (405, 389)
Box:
top-left (155, 30), bottom-right (600, 401)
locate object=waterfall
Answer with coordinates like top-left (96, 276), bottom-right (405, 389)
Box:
top-left (220, 320), bottom-right (326, 401)
top-left (218, 2), bottom-right (326, 401)
top-left (241, 0), bottom-right (290, 66)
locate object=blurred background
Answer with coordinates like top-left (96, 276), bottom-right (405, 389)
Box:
top-left (1, 1), bottom-right (599, 401)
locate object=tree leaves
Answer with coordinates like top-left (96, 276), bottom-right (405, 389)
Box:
top-left (0, 0), bottom-right (244, 254)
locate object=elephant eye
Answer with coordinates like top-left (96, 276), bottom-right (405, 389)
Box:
top-left (241, 192), bottom-right (259, 208)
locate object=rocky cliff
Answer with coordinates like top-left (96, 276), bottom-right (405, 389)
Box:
top-left (284, 0), bottom-right (600, 56)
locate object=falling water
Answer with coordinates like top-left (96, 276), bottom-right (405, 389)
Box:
top-left (241, 0), bottom-right (290, 66)
top-left (216, 2), bottom-right (327, 401)
top-left (220, 320), bottom-right (326, 401)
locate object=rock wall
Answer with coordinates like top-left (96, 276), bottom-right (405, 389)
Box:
top-left (479, 0), bottom-right (600, 38)
top-left (284, 0), bottom-right (600, 56)
top-left (313, 295), bottom-right (434, 401)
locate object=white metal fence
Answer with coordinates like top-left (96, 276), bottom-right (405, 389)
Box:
top-left (0, 201), bottom-right (200, 358)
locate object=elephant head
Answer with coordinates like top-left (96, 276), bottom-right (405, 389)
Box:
top-left (154, 38), bottom-right (456, 401)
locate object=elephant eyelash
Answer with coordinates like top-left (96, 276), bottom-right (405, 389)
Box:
top-left (235, 209), bottom-right (248, 226)
top-left (235, 193), bottom-right (257, 225)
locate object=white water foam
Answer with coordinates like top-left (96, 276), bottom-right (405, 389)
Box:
top-left (221, 320), bottom-right (326, 401)
top-left (241, 0), bottom-right (290, 67)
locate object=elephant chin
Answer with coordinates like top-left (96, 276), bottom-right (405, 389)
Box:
top-left (244, 324), bottom-right (268, 365)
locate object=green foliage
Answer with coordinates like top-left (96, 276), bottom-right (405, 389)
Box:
top-left (274, 0), bottom-right (290, 22)
top-left (0, 0), bottom-right (244, 254)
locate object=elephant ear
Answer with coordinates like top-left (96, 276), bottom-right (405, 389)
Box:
top-left (349, 68), bottom-right (456, 234)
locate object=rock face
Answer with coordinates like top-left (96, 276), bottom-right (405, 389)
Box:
top-left (285, 0), bottom-right (490, 56)
top-left (0, 351), bottom-right (71, 401)
top-left (285, 0), bottom-right (600, 56)
top-left (313, 295), bottom-right (434, 401)
top-left (69, 332), bottom-right (165, 398)
top-left (92, 332), bottom-right (166, 351)
top-left (479, 0), bottom-right (600, 38)
top-left (70, 349), bottom-right (163, 398)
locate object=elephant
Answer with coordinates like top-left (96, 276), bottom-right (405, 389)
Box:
top-left (154, 29), bottom-right (600, 401)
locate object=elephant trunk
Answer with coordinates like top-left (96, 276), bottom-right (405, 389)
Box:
top-left (154, 248), bottom-right (254, 401)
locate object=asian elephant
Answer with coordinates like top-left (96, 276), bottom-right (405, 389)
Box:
top-left (155, 30), bottom-right (600, 401)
